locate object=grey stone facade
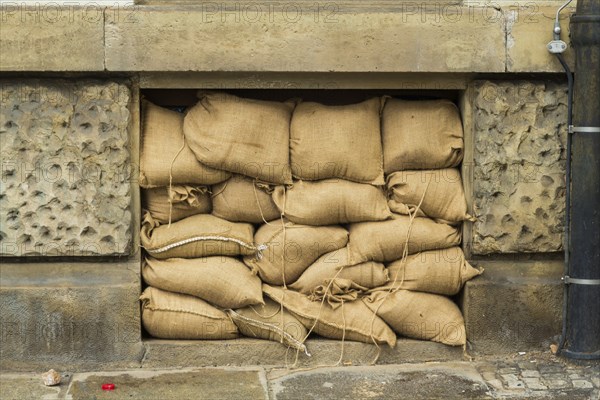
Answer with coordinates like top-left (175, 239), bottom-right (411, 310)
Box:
top-left (0, 81), bottom-right (133, 256)
top-left (471, 81), bottom-right (567, 254)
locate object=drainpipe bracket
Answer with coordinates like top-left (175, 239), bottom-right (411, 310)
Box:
top-left (568, 125), bottom-right (600, 133)
top-left (562, 276), bottom-right (600, 285)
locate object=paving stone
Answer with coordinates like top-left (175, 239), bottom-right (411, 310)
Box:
top-left (522, 370), bottom-right (541, 378)
top-left (486, 378), bottom-right (504, 391)
top-left (480, 371), bottom-right (497, 382)
top-left (67, 369), bottom-right (267, 400)
top-left (523, 377), bottom-right (548, 390)
top-left (0, 373), bottom-right (71, 400)
top-left (500, 373), bottom-right (525, 390)
top-left (571, 380), bottom-right (594, 390)
top-left (517, 361), bottom-right (537, 370)
top-left (269, 363), bottom-right (490, 400)
top-left (539, 365), bottom-right (565, 374)
top-left (544, 379), bottom-right (570, 390)
top-left (498, 367), bottom-right (519, 375)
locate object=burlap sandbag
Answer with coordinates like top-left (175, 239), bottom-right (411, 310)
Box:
top-left (289, 248), bottom-right (389, 295)
top-left (139, 101), bottom-right (230, 188)
top-left (263, 284), bottom-right (396, 347)
top-left (364, 290), bottom-right (466, 346)
top-left (308, 278), bottom-right (370, 308)
top-left (244, 220), bottom-right (348, 285)
top-left (183, 92), bottom-right (294, 184)
top-left (290, 98), bottom-right (384, 184)
top-left (382, 99), bottom-right (463, 173)
top-left (272, 179), bottom-right (391, 226)
top-left (212, 175), bottom-right (280, 224)
top-left (143, 256), bottom-right (263, 309)
top-left (228, 298), bottom-right (309, 354)
top-left (347, 215), bottom-right (461, 264)
top-left (142, 185), bottom-right (212, 224)
top-left (140, 287), bottom-right (239, 340)
top-left (378, 247), bottom-right (482, 296)
top-left (141, 213), bottom-right (257, 259)
top-left (387, 169), bottom-right (474, 224)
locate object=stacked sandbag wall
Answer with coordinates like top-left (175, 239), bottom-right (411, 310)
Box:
top-left (139, 92), bottom-right (482, 355)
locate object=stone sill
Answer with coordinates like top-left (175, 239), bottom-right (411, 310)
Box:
top-left (0, 4), bottom-right (574, 73)
top-left (141, 338), bottom-right (464, 369)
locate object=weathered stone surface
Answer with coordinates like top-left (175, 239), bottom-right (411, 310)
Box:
top-left (0, 81), bottom-right (133, 256)
top-left (0, 261), bottom-right (144, 371)
top-left (471, 81), bottom-right (567, 254)
top-left (67, 369), bottom-right (267, 400)
top-left (0, 5), bottom-right (104, 71)
top-left (0, 373), bottom-right (72, 400)
top-left (105, 6), bottom-right (505, 73)
top-left (459, 260), bottom-right (563, 354)
top-left (506, 5), bottom-right (575, 72)
top-left (141, 337), bottom-right (462, 368)
top-left (269, 363), bottom-right (488, 400)
top-left (0, 3), bottom-right (577, 73)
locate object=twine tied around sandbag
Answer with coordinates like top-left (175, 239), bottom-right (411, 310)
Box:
top-left (365, 179), bottom-right (431, 364)
top-left (167, 128), bottom-right (188, 227)
top-left (309, 279), bottom-right (369, 309)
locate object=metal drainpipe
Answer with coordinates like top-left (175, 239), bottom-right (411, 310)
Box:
top-left (563, 0), bottom-right (600, 360)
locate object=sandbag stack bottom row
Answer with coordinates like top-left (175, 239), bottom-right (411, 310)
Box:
top-left (139, 93), bottom-right (482, 352)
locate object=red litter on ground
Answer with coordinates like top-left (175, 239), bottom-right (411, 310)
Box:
top-left (102, 383), bottom-right (115, 391)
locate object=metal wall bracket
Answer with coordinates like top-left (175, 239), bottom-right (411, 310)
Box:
top-left (547, 40), bottom-right (568, 53)
top-left (563, 276), bottom-right (600, 285)
top-left (568, 125), bottom-right (600, 133)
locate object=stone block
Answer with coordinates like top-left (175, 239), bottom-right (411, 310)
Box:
top-left (67, 369), bottom-right (267, 400)
top-left (506, 5), bottom-right (575, 72)
top-left (0, 3), bottom-right (579, 73)
top-left (105, 6), bottom-right (505, 73)
top-left (0, 262), bottom-right (144, 371)
top-left (470, 80), bottom-right (567, 254)
top-left (0, 5), bottom-right (104, 71)
top-left (141, 337), bottom-right (463, 369)
top-left (0, 80), bottom-right (133, 256)
top-left (460, 260), bottom-right (563, 354)
top-left (269, 363), bottom-right (488, 400)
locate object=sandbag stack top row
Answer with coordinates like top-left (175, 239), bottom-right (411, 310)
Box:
top-left (140, 92), bottom-right (463, 187)
top-left (180, 92), bottom-right (464, 185)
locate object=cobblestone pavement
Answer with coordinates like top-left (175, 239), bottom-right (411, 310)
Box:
top-left (476, 351), bottom-right (599, 399)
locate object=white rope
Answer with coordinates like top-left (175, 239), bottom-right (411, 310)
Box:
top-left (145, 236), bottom-right (262, 254)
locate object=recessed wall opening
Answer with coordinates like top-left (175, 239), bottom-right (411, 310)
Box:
top-left (138, 87), bottom-right (474, 354)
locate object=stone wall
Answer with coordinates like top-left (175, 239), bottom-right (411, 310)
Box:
top-left (0, 81), bottom-right (133, 256)
top-left (471, 81), bottom-right (567, 254)
top-left (0, 4), bottom-right (574, 74)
